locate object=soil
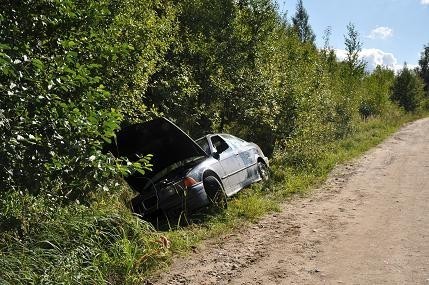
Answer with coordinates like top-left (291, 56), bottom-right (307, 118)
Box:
top-left (151, 118), bottom-right (429, 285)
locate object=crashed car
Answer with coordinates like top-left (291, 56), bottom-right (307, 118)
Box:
top-left (109, 117), bottom-right (269, 218)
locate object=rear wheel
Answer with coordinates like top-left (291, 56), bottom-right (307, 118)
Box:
top-left (257, 161), bottom-right (269, 181)
top-left (203, 176), bottom-right (227, 210)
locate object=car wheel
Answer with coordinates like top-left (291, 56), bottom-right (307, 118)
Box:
top-left (203, 176), bottom-right (227, 210)
top-left (257, 161), bottom-right (269, 181)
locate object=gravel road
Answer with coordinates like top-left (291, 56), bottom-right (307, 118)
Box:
top-left (152, 118), bottom-right (429, 285)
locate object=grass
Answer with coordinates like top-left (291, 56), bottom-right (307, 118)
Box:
top-left (0, 112), bottom-right (426, 284)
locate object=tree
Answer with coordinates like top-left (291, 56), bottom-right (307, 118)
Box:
top-left (391, 64), bottom-right (425, 112)
top-left (344, 22), bottom-right (365, 77)
top-left (418, 43), bottom-right (429, 94)
top-left (0, 0), bottom-right (173, 203)
top-left (291, 0), bottom-right (315, 44)
top-left (321, 26), bottom-right (337, 71)
top-left (322, 26), bottom-right (332, 51)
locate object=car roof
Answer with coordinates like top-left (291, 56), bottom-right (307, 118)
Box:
top-left (196, 133), bottom-right (234, 139)
top-left (196, 133), bottom-right (248, 143)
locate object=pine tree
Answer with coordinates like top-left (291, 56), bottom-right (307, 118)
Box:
top-left (291, 0), bottom-right (315, 44)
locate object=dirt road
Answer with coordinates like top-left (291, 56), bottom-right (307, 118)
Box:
top-left (153, 118), bottom-right (429, 285)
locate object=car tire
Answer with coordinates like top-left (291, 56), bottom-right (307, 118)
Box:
top-left (203, 176), bottom-right (227, 210)
top-left (257, 161), bottom-right (269, 181)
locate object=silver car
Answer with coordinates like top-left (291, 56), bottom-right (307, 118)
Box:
top-left (110, 118), bottom-right (269, 219)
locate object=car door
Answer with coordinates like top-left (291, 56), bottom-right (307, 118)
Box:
top-left (209, 135), bottom-right (245, 195)
top-left (221, 135), bottom-right (258, 185)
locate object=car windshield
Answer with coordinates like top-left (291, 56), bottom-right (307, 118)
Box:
top-left (195, 137), bottom-right (210, 155)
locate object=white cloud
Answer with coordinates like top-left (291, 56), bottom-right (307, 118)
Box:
top-left (367, 26), bottom-right (393, 40)
top-left (334, 48), bottom-right (348, 61)
top-left (361, 48), bottom-right (398, 70)
top-left (334, 48), bottom-right (403, 72)
top-left (421, 0), bottom-right (429, 5)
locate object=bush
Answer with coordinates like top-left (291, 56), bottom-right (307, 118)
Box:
top-left (0, 0), bottom-right (177, 229)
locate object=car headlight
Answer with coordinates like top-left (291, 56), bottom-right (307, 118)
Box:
top-left (183, 177), bottom-right (197, 189)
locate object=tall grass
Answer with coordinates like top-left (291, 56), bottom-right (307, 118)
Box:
top-left (0, 197), bottom-right (171, 285)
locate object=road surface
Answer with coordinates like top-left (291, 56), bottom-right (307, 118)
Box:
top-left (153, 118), bottom-right (429, 285)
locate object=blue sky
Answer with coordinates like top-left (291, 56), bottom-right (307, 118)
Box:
top-left (278, 0), bottom-right (429, 71)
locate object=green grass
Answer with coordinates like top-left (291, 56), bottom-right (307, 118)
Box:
top-left (0, 113), bottom-right (426, 284)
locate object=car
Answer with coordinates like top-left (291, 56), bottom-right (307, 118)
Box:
top-left (109, 117), bottom-right (269, 219)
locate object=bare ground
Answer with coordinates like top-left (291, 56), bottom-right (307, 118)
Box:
top-left (151, 118), bottom-right (429, 285)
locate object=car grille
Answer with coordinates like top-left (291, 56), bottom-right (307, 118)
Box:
top-left (142, 180), bottom-right (185, 210)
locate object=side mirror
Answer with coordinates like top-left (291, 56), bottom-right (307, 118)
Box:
top-left (212, 151), bottom-right (220, 159)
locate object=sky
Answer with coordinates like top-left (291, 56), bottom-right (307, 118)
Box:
top-left (278, 0), bottom-right (429, 71)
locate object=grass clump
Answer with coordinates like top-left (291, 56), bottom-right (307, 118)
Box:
top-left (0, 194), bottom-right (171, 285)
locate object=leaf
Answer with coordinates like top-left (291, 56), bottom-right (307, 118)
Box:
top-left (32, 59), bottom-right (44, 70)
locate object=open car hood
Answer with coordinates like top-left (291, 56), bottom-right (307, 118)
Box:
top-left (108, 118), bottom-right (206, 192)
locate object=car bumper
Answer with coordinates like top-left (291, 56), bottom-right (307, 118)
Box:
top-left (131, 182), bottom-right (209, 218)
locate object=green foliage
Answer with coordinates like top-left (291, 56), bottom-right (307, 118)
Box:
top-left (0, 0), bottom-right (175, 202)
top-left (391, 64), bottom-right (426, 112)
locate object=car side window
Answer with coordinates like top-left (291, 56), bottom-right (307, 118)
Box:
top-left (210, 135), bottom-right (229, 154)
top-left (221, 134), bottom-right (245, 149)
